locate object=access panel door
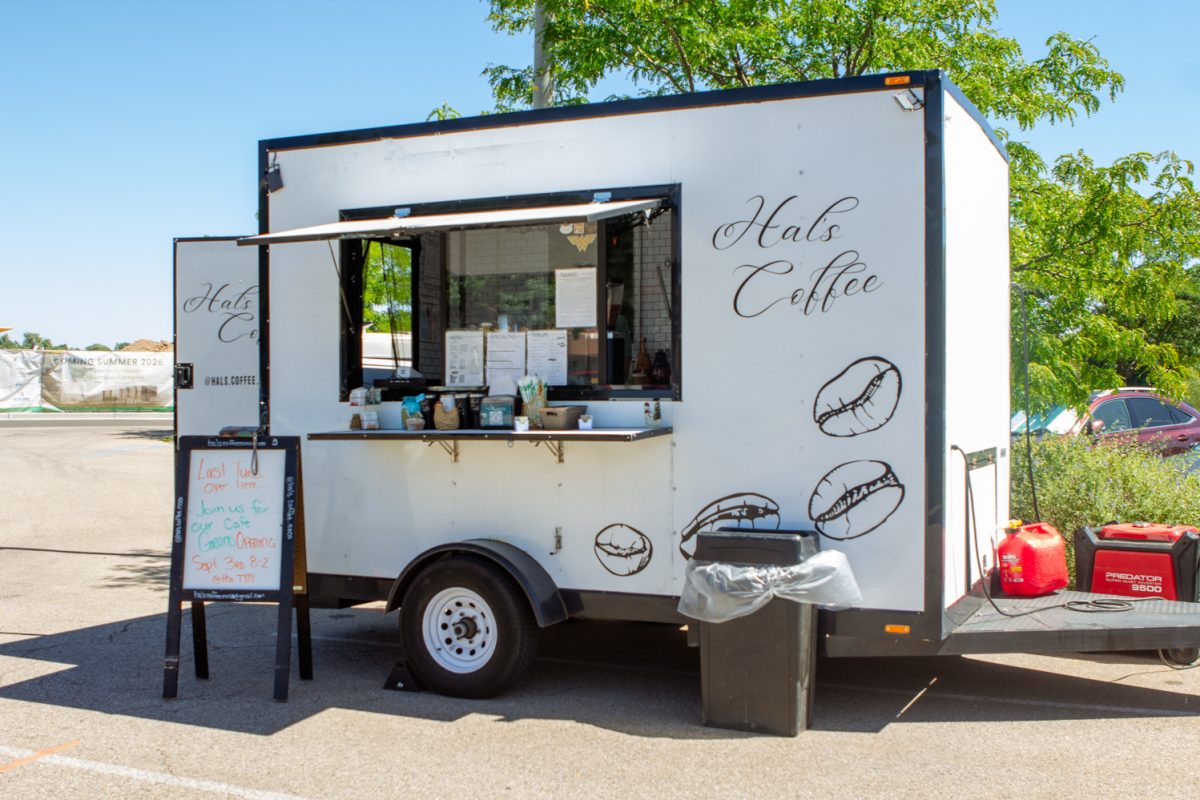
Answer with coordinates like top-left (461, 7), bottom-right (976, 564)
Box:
top-left (174, 237), bottom-right (261, 436)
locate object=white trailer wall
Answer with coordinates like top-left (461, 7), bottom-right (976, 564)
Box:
top-left (174, 239), bottom-right (261, 435)
top-left (264, 85), bottom-right (957, 612)
top-left (941, 90), bottom-right (1011, 607)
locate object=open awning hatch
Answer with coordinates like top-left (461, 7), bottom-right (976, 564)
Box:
top-left (238, 198), bottom-right (662, 246)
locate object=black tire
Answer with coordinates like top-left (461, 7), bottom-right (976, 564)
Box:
top-left (400, 556), bottom-right (538, 698)
top-left (1160, 647), bottom-right (1200, 667)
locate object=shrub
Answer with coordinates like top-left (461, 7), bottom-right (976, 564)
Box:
top-left (1009, 436), bottom-right (1200, 585)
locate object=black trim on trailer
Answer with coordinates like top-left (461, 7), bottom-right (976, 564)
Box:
top-left (339, 184), bottom-right (680, 223)
top-left (336, 184), bottom-right (683, 401)
top-left (339, 240), bottom-right (364, 402)
top-left (260, 71), bottom-right (1000, 156)
top-left (558, 590), bottom-right (687, 625)
top-left (305, 573), bottom-right (393, 608)
top-left (922, 77), bottom-right (949, 641)
top-left (596, 214), bottom-right (609, 386)
top-left (257, 147), bottom-right (271, 435)
top-left (338, 237), bottom-right (423, 400)
top-left (302, 574), bottom-right (687, 627)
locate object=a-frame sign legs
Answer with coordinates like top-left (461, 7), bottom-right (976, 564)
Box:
top-left (163, 436), bottom-right (311, 701)
top-left (191, 601), bottom-right (209, 680)
top-left (296, 594), bottom-right (313, 680)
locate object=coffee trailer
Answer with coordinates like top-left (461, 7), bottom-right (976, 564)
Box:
top-left (174, 71), bottom-right (1200, 699)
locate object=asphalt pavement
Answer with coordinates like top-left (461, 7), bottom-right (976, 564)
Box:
top-left (3, 423), bottom-right (1200, 799)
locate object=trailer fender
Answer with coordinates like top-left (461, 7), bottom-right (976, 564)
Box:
top-left (385, 540), bottom-right (569, 627)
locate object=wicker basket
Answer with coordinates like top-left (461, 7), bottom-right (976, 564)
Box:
top-left (541, 405), bottom-right (587, 430)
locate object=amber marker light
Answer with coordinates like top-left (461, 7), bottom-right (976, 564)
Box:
top-left (884, 624), bottom-right (911, 634)
top-left (884, 76), bottom-right (911, 86)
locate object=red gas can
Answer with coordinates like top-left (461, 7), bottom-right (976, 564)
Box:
top-left (997, 522), bottom-right (1069, 596)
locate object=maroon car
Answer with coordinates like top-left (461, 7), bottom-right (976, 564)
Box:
top-left (1073, 388), bottom-right (1200, 455)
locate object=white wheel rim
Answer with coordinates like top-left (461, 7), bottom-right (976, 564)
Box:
top-left (421, 587), bottom-right (497, 673)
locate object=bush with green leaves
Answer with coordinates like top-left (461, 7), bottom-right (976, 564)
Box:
top-left (1010, 436), bottom-right (1200, 584)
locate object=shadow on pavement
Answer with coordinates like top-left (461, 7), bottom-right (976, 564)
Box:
top-left (0, 608), bottom-right (1195, 739)
top-left (112, 428), bottom-right (173, 441)
top-left (0, 547), bottom-right (171, 591)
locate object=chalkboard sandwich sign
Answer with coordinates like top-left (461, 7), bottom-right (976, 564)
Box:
top-left (164, 435), bottom-right (312, 701)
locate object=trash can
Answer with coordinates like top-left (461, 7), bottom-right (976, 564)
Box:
top-left (694, 529), bottom-right (819, 737)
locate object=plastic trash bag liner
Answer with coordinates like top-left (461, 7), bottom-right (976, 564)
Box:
top-left (678, 550), bottom-right (863, 623)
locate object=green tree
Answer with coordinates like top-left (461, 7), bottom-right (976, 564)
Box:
top-left (426, 103), bottom-right (463, 122)
top-left (484, 0), bottom-right (1200, 411)
top-left (85, 343), bottom-right (112, 351)
top-left (20, 331), bottom-right (68, 350)
top-left (485, 0), bottom-right (1123, 124)
top-left (1012, 145), bottom-right (1200, 409)
top-left (362, 241), bottom-right (412, 333)
top-left (0, 334), bottom-right (18, 350)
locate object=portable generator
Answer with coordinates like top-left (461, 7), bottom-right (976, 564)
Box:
top-left (1074, 523), bottom-right (1200, 601)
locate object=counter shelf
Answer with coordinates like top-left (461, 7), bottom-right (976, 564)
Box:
top-left (307, 426), bottom-right (672, 463)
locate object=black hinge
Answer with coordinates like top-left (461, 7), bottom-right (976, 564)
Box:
top-left (174, 363), bottom-right (194, 390)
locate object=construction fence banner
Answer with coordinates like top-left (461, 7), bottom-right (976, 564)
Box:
top-left (0, 349), bottom-right (175, 412)
top-left (0, 350), bottom-right (45, 411)
top-left (32, 350), bottom-right (174, 412)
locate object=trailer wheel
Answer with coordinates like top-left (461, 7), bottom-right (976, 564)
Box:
top-left (400, 557), bottom-right (537, 698)
top-left (1160, 647), bottom-right (1200, 667)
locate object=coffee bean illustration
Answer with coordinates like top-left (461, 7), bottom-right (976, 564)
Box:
top-left (678, 493), bottom-right (781, 559)
top-left (813, 356), bottom-right (902, 437)
top-left (594, 524), bottom-right (654, 576)
top-left (809, 460), bottom-right (905, 540)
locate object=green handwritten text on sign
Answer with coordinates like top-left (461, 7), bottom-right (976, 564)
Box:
top-left (182, 450), bottom-right (285, 591)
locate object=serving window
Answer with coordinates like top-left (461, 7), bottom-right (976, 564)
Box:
top-left (338, 187), bottom-right (679, 401)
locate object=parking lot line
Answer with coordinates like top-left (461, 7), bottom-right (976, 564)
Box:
top-left (0, 739), bottom-right (79, 773)
top-left (0, 745), bottom-right (306, 800)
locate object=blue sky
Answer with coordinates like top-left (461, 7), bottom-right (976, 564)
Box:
top-left (1, 0), bottom-right (1197, 348)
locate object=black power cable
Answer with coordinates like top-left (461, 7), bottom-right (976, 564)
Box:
top-left (1016, 285), bottom-right (1041, 521)
top-left (952, 445), bottom-right (1149, 619)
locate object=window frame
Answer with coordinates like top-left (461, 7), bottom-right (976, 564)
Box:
top-left (338, 184), bottom-right (682, 402)
top-left (338, 237), bottom-right (423, 401)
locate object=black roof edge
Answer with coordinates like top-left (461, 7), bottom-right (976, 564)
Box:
top-left (260, 69), bottom-right (984, 153)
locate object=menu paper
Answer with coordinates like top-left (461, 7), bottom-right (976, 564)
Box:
top-left (182, 449), bottom-right (286, 591)
top-left (527, 330), bottom-right (569, 386)
top-left (555, 267), bottom-right (597, 328)
top-left (485, 332), bottom-right (527, 391)
top-left (445, 330), bottom-right (485, 386)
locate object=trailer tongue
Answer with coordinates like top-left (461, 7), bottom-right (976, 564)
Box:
top-left (940, 590), bottom-right (1200, 657)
